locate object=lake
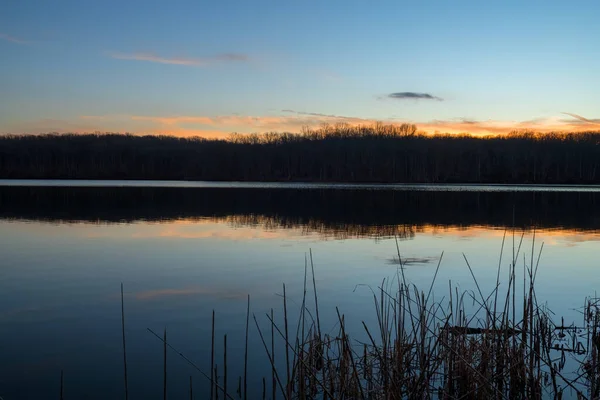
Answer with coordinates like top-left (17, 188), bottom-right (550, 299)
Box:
top-left (0, 181), bottom-right (599, 399)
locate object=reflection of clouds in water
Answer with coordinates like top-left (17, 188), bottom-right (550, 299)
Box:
top-left (81, 220), bottom-right (308, 241)
top-left (539, 230), bottom-right (600, 247)
top-left (85, 219), bottom-right (419, 241)
top-left (432, 226), bottom-right (600, 247)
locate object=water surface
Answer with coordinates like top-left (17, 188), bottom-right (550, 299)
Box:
top-left (0, 182), bottom-right (599, 399)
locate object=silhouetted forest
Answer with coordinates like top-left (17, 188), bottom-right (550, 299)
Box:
top-left (2, 124), bottom-right (600, 183)
top-left (1, 186), bottom-right (599, 238)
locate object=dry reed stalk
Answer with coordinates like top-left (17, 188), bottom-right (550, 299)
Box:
top-left (139, 238), bottom-right (600, 399)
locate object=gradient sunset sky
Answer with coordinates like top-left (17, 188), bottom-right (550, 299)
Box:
top-left (2, 0), bottom-right (599, 137)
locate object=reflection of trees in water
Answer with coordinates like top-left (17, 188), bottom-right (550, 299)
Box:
top-left (217, 214), bottom-right (420, 240)
top-left (0, 186), bottom-right (599, 239)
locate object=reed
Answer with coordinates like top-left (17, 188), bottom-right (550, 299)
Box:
top-left (149, 237), bottom-right (599, 399)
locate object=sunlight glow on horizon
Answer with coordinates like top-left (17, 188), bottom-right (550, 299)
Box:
top-left (2, 113), bottom-right (600, 139)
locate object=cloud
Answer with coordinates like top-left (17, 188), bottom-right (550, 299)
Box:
top-left (0, 33), bottom-right (29, 45)
top-left (127, 113), bottom-right (371, 133)
top-left (387, 92), bottom-right (443, 101)
top-left (108, 51), bottom-right (249, 66)
top-left (131, 115), bottom-right (215, 125)
top-left (281, 109), bottom-right (362, 120)
top-left (419, 115), bottom-right (600, 135)
top-left (561, 112), bottom-right (600, 125)
top-left (76, 112), bottom-right (394, 137)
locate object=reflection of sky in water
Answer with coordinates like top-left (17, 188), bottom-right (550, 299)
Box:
top-left (0, 219), bottom-right (599, 398)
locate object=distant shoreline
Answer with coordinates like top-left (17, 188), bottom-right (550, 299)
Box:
top-left (2, 127), bottom-right (600, 184)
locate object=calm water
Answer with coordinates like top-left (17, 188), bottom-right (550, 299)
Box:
top-left (1, 181), bottom-right (599, 399)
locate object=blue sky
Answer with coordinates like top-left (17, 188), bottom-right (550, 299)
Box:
top-left (2, 0), bottom-right (599, 136)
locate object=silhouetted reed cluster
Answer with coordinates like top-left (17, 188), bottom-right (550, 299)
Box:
top-left (2, 124), bottom-right (600, 183)
top-left (122, 235), bottom-right (600, 399)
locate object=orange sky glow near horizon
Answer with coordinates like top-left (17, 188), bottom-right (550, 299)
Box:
top-left (3, 112), bottom-right (600, 139)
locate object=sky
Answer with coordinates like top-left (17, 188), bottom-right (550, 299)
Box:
top-left (1, 0), bottom-right (600, 138)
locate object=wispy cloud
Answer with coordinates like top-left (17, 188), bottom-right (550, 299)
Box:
top-left (419, 115), bottom-right (600, 135)
top-left (130, 115), bottom-right (215, 125)
top-left (561, 112), bottom-right (600, 125)
top-left (387, 92), bottom-right (443, 101)
top-left (132, 112), bottom-right (379, 133)
top-left (108, 51), bottom-right (249, 66)
top-left (281, 109), bottom-right (362, 120)
top-left (75, 112), bottom-right (374, 137)
top-left (0, 33), bottom-right (29, 45)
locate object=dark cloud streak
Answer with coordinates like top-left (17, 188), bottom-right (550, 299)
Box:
top-left (562, 112), bottom-right (600, 125)
top-left (387, 92), bottom-right (443, 101)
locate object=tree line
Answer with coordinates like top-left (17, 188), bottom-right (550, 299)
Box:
top-left (1, 123), bottom-right (600, 183)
